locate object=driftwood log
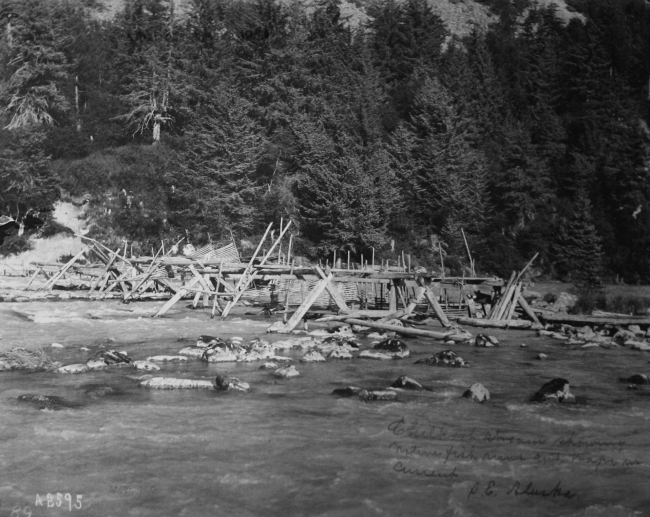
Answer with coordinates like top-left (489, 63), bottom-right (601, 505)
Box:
top-left (457, 317), bottom-right (543, 330)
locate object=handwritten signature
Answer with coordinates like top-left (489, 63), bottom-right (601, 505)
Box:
top-left (468, 480), bottom-right (577, 500)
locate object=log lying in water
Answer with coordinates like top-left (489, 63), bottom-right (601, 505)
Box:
top-left (540, 314), bottom-right (650, 327)
top-left (457, 317), bottom-right (543, 330)
top-left (342, 318), bottom-right (471, 342)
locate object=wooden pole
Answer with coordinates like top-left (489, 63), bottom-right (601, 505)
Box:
top-left (287, 234), bottom-right (293, 265)
top-left (278, 218), bottom-right (283, 264)
top-left (461, 228), bottom-right (474, 277)
top-left (517, 295), bottom-right (541, 326)
top-left (516, 252), bottom-right (539, 283)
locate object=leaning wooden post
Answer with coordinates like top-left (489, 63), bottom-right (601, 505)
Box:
top-left (268, 272), bottom-right (334, 333)
top-left (153, 276), bottom-right (201, 317)
top-left (417, 277), bottom-right (451, 327)
top-left (38, 247), bottom-right (89, 291)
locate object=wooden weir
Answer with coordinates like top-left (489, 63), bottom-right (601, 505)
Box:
top-left (25, 223), bottom-right (553, 339)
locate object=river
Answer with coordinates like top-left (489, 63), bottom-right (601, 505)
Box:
top-left (1, 299), bottom-right (649, 517)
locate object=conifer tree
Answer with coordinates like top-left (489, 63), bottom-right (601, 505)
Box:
top-left (552, 189), bottom-right (603, 284)
top-left (0, 0), bottom-right (71, 129)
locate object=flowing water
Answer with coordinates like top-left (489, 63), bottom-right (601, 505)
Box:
top-left (1, 300), bottom-right (649, 517)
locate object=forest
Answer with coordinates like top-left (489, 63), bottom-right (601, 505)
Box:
top-left (1, 0), bottom-right (649, 283)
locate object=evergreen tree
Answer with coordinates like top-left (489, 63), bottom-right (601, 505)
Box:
top-left (552, 189), bottom-right (603, 284)
top-left (0, 0), bottom-right (72, 129)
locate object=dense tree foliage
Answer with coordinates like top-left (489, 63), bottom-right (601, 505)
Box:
top-left (1, 0), bottom-right (650, 282)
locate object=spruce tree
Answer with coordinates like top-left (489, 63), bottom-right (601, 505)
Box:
top-left (552, 189), bottom-right (604, 284)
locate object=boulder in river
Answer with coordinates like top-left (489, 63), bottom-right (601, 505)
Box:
top-left (196, 335), bottom-right (223, 348)
top-left (537, 353), bottom-right (548, 360)
top-left (57, 364), bottom-right (89, 374)
top-left (259, 362), bottom-right (279, 369)
top-left (462, 383), bottom-right (490, 402)
top-left (415, 350), bottom-right (469, 368)
top-left (273, 365), bottom-right (300, 378)
top-left (201, 348), bottom-right (238, 363)
top-left (373, 338), bottom-right (409, 358)
top-left (86, 350), bottom-right (132, 370)
top-left (133, 360), bottom-right (161, 371)
top-left (328, 349), bottom-right (352, 359)
top-left (301, 350), bottom-right (326, 363)
top-left (214, 375), bottom-right (250, 392)
top-left (359, 389), bottom-right (397, 401)
top-left (475, 334), bottom-right (499, 347)
top-left (332, 386), bottom-right (362, 397)
top-left (614, 329), bottom-right (636, 344)
top-left (620, 374), bottom-right (649, 385)
top-left (17, 394), bottom-right (80, 410)
top-left (358, 350), bottom-right (393, 360)
top-left (140, 377), bottom-right (214, 389)
top-left (531, 378), bottom-right (575, 403)
top-left (391, 376), bottom-right (429, 391)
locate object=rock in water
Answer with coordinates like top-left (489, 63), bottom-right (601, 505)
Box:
top-left (133, 360), bottom-right (161, 371)
top-left (140, 377), bottom-right (214, 390)
top-left (463, 383), bottom-right (490, 402)
top-left (301, 350), bottom-right (326, 363)
top-left (475, 334), bottom-right (499, 347)
top-left (531, 378), bottom-right (575, 403)
top-left (391, 376), bottom-right (427, 390)
top-left (178, 347), bottom-right (206, 358)
top-left (359, 389), bottom-right (397, 401)
top-left (82, 384), bottom-right (121, 399)
top-left (196, 335), bottom-right (222, 348)
top-left (373, 338), bottom-right (409, 358)
top-left (214, 375), bottom-right (250, 392)
top-left (537, 353), bottom-right (548, 360)
top-left (415, 350), bottom-right (469, 368)
top-left (86, 350), bottom-right (132, 370)
top-left (332, 386), bottom-right (362, 397)
top-left (17, 394), bottom-right (80, 410)
top-left (57, 364), bottom-right (89, 374)
top-left (621, 374), bottom-right (649, 385)
top-left (259, 362), bottom-right (279, 369)
top-left (201, 348), bottom-right (238, 363)
top-left (273, 365), bottom-right (300, 378)
top-left (358, 350), bottom-right (393, 360)
top-left (328, 349), bottom-right (352, 359)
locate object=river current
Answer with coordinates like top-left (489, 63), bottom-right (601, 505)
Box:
top-left (1, 300), bottom-right (649, 517)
